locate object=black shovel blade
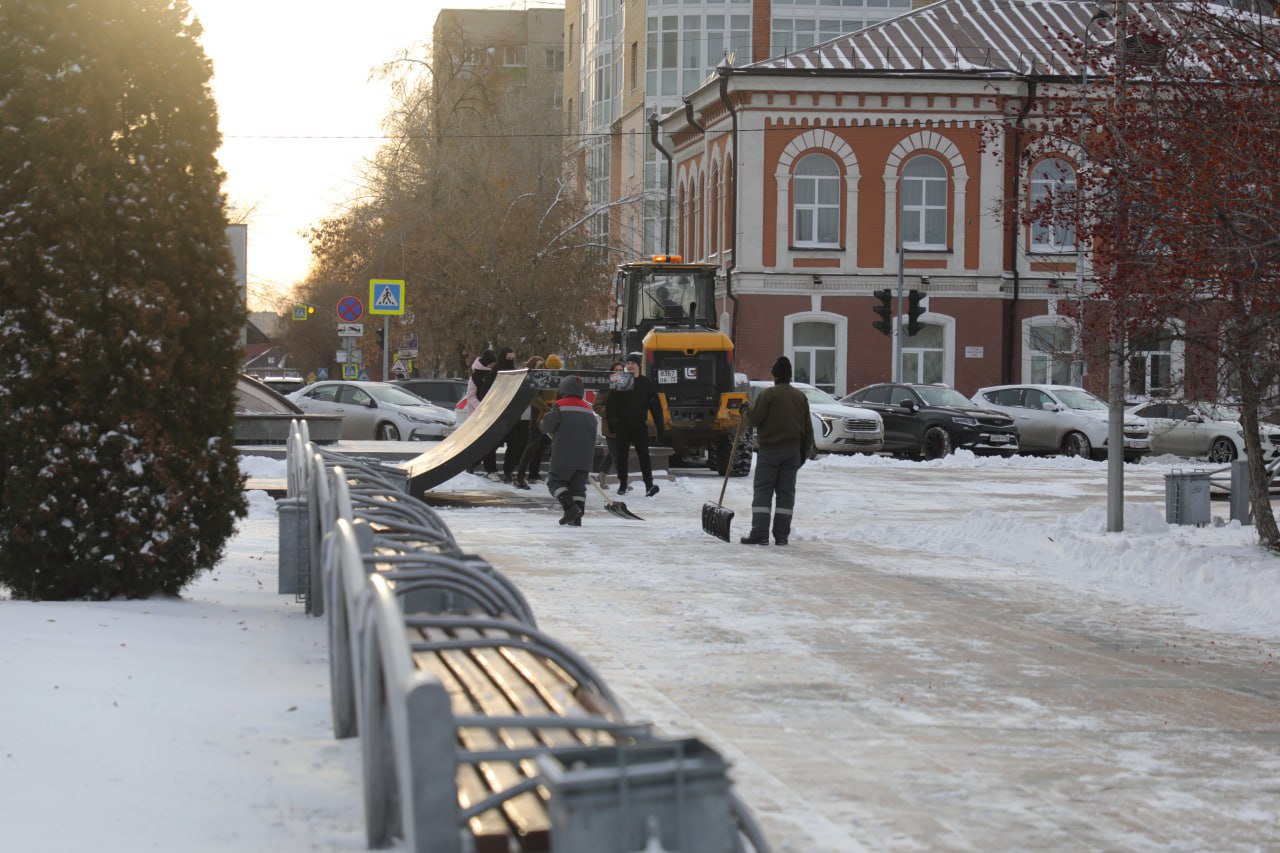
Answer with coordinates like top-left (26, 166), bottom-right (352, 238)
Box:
top-left (702, 502), bottom-right (735, 542)
top-left (605, 500), bottom-right (644, 521)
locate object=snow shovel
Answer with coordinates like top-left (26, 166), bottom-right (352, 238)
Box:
top-left (702, 412), bottom-right (749, 542)
top-left (589, 475), bottom-right (643, 521)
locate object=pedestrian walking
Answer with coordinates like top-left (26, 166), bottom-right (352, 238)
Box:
top-left (740, 356), bottom-right (813, 545)
top-left (513, 354), bottom-right (559, 489)
top-left (540, 374), bottom-right (598, 526)
top-left (606, 352), bottom-right (665, 497)
top-left (493, 347), bottom-right (528, 484)
top-left (593, 359), bottom-right (626, 482)
top-left (461, 349), bottom-right (498, 476)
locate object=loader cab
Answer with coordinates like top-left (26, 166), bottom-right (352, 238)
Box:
top-left (616, 258), bottom-right (719, 356)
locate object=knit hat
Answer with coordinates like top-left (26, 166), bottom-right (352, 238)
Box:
top-left (771, 356), bottom-right (793, 382)
top-left (557, 375), bottom-right (585, 398)
top-left (626, 352), bottom-right (643, 366)
top-left (544, 353), bottom-right (562, 370)
top-left (479, 349), bottom-right (497, 366)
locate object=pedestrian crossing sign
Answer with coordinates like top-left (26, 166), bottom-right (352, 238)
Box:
top-left (368, 279), bottom-right (405, 315)
top-left (342, 363), bottom-right (359, 379)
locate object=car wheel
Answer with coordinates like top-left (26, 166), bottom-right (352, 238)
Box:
top-left (1061, 431), bottom-right (1092, 458)
top-left (376, 422), bottom-right (400, 441)
top-left (1207, 437), bottom-right (1237, 463)
top-left (920, 426), bottom-right (952, 460)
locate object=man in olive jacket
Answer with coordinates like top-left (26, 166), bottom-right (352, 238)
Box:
top-left (741, 356), bottom-right (814, 545)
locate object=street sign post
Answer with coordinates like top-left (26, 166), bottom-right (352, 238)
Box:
top-left (369, 279), bottom-right (406, 380)
top-left (337, 323), bottom-right (364, 337)
top-left (337, 296), bottom-right (363, 322)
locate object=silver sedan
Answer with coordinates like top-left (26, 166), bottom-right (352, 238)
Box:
top-left (287, 381), bottom-right (456, 441)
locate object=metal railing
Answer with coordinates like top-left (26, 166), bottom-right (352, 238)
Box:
top-left (283, 420), bottom-right (770, 853)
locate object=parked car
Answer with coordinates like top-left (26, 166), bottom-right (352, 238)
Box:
top-left (748, 381), bottom-right (884, 454)
top-left (254, 373), bottom-right (306, 397)
top-left (971, 384), bottom-right (1151, 462)
top-left (841, 382), bottom-right (1019, 459)
top-left (394, 377), bottom-right (468, 412)
top-left (1126, 400), bottom-right (1280, 463)
top-left (286, 381), bottom-right (456, 441)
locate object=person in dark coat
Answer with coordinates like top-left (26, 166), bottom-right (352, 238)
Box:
top-left (540, 374), bottom-right (599, 525)
top-left (606, 352), bottom-right (665, 497)
top-left (513, 353), bottom-right (560, 489)
top-left (741, 356), bottom-right (814, 545)
top-left (592, 359), bottom-right (626, 481)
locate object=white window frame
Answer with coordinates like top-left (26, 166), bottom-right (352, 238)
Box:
top-left (1021, 315), bottom-right (1079, 385)
top-left (784, 311), bottom-right (848, 395)
top-left (1128, 322), bottom-right (1185, 400)
top-left (897, 312), bottom-right (955, 387)
top-left (900, 156), bottom-right (948, 250)
top-left (792, 153), bottom-right (841, 248)
top-left (1029, 158), bottom-right (1077, 253)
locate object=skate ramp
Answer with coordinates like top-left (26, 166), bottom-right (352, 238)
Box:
top-left (399, 370), bottom-right (536, 498)
top-left (398, 368), bottom-right (631, 498)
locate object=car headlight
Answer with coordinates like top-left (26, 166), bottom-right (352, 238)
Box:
top-left (816, 414), bottom-right (835, 437)
top-left (951, 416), bottom-right (977, 427)
top-left (407, 412), bottom-right (447, 425)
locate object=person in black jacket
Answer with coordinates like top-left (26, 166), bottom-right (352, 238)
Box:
top-left (606, 352), bottom-right (665, 497)
top-left (740, 355), bottom-right (813, 545)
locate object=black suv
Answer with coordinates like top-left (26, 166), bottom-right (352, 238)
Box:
top-left (841, 383), bottom-right (1019, 460)
top-left (394, 378), bottom-right (467, 411)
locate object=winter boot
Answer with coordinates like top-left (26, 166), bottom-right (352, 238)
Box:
top-left (773, 512), bottom-right (793, 546)
top-left (557, 492), bottom-right (583, 526)
top-left (513, 475), bottom-right (530, 490)
top-left (645, 483), bottom-right (660, 497)
top-left (617, 479), bottom-right (629, 495)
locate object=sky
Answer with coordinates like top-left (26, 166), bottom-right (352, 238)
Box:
top-left (1, 449), bottom-right (1277, 850)
top-left (188, 0), bottom-right (550, 310)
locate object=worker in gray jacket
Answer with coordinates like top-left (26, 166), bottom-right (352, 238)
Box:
top-left (540, 374), bottom-right (599, 526)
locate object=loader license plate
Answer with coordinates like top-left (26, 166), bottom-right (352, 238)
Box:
top-left (657, 369), bottom-right (678, 384)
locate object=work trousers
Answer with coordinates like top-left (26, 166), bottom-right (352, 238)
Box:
top-left (750, 445), bottom-right (803, 540)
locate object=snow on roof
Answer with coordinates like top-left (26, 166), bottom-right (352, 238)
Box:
top-left (747, 0), bottom-right (1185, 78)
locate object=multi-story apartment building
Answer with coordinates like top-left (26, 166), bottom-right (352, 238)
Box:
top-left (433, 7), bottom-right (565, 136)
top-left (564, 0), bottom-right (917, 259)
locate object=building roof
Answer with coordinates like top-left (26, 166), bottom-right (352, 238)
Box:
top-left (748, 0), bottom-right (1146, 78)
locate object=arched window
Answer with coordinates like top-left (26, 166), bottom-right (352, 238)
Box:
top-left (900, 155), bottom-right (948, 249)
top-left (793, 153), bottom-right (841, 247)
top-left (1030, 158), bottom-right (1077, 252)
top-left (785, 312), bottom-right (848, 395)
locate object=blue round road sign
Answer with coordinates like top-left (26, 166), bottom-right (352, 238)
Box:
top-left (337, 296), bottom-right (363, 322)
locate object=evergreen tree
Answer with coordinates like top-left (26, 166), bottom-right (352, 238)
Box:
top-left (0, 0), bottom-right (247, 599)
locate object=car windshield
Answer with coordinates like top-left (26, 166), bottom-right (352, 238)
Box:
top-left (799, 386), bottom-right (839, 405)
top-left (1199, 403), bottom-right (1240, 422)
top-left (914, 386), bottom-right (974, 408)
top-left (367, 384), bottom-right (437, 407)
top-left (1053, 388), bottom-right (1107, 410)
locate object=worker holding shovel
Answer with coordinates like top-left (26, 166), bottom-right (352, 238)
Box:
top-left (739, 356), bottom-right (813, 546)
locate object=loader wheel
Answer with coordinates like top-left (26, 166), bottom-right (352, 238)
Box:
top-left (709, 437), bottom-right (731, 476)
top-left (731, 433), bottom-right (753, 477)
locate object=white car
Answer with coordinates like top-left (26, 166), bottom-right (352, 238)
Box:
top-left (971, 384), bottom-right (1151, 461)
top-left (748, 381), bottom-right (884, 454)
top-left (1126, 400), bottom-right (1280, 463)
top-left (287, 381), bottom-right (456, 441)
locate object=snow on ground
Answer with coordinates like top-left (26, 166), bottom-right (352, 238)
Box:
top-left (0, 450), bottom-right (1276, 850)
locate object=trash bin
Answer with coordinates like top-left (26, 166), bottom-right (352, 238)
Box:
top-left (1165, 469), bottom-right (1211, 526)
top-left (277, 496), bottom-right (308, 595)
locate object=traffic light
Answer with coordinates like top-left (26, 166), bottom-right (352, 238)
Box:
top-left (906, 289), bottom-right (926, 336)
top-left (376, 327), bottom-right (385, 350)
top-left (872, 289), bottom-right (893, 336)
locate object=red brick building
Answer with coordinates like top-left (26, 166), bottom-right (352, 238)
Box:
top-left (658, 0), bottom-right (1186, 399)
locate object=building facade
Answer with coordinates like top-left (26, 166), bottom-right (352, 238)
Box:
top-left (655, 0), bottom-right (1191, 397)
top-left (563, 0), bottom-right (919, 258)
